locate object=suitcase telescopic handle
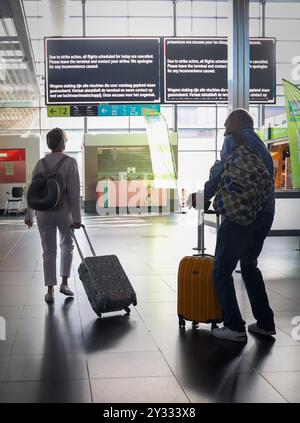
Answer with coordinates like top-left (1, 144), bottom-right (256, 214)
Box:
top-left (70, 224), bottom-right (96, 260)
top-left (193, 209), bottom-right (220, 255)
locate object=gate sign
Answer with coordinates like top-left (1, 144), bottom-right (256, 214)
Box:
top-left (47, 106), bottom-right (70, 117)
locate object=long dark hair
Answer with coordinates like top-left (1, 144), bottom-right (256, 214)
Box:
top-left (224, 109), bottom-right (254, 134)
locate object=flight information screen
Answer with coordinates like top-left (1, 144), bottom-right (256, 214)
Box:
top-left (250, 38), bottom-right (276, 104)
top-left (164, 37), bottom-right (276, 104)
top-left (45, 37), bottom-right (161, 104)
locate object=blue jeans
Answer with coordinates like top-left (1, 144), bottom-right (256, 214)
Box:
top-left (213, 212), bottom-right (275, 332)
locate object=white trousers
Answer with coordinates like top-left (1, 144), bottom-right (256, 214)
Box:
top-left (37, 207), bottom-right (74, 286)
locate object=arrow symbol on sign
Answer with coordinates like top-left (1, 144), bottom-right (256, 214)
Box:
top-left (101, 107), bottom-right (107, 113)
top-left (50, 108), bottom-right (56, 115)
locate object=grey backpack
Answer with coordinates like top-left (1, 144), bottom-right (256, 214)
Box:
top-left (213, 134), bottom-right (273, 225)
top-left (27, 156), bottom-right (68, 211)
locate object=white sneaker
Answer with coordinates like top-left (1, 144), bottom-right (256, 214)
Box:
top-left (212, 326), bottom-right (248, 343)
top-left (60, 284), bottom-right (74, 297)
top-left (45, 292), bottom-right (54, 303)
top-left (248, 323), bottom-right (276, 337)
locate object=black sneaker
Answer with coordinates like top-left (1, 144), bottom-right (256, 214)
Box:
top-left (248, 323), bottom-right (276, 336)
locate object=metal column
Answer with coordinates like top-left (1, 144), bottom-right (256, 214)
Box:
top-left (172, 0), bottom-right (178, 132)
top-left (227, 0), bottom-right (250, 111)
top-left (261, 0), bottom-right (266, 126)
top-left (82, 0), bottom-right (87, 137)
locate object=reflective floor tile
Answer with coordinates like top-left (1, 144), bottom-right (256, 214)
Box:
top-left (150, 328), bottom-right (225, 352)
top-left (0, 337), bottom-right (14, 356)
top-left (81, 314), bottom-right (147, 335)
top-left (162, 347), bottom-right (253, 378)
top-left (0, 380), bottom-right (92, 403)
top-left (142, 315), bottom-right (181, 332)
top-left (4, 319), bottom-right (21, 336)
top-left (262, 371), bottom-right (300, 403)
top-left (244, 345), bottom-right (300, 372)
top-left (0, 357), bottom-right (9, 382)
top-left (135, 302), bottom-right (177, 316)
top-left (18, 315), bottom-right (82, 335)
top-left (243, 327), bottom-right (299, 349)
top-left (4, 354), bottom-right (88, 381)
top-left (22, 303), bottom-right (80, 319)
top-left (274, 310), bottom-right (300, 327)
top-left (0, 295), bottom-right (28, 307)
top-left (0, 306), bottom-right (23, 319)
top-left (0, 272), bottom-right (33, 285)
top-left (83, 329), bottom-right (158, 354)
top-left (11, 331), bottom-right (85, 356)
top-left (0, 286), bottom-right (29, 296)
top-left (179, 373), bottom-right (287, 403)
top-left (135, 291), bottom-right (176, 303)
top-left (91, 376), bottom-right (189, 403)
top-left (87, 351), bottom-right (172, 379)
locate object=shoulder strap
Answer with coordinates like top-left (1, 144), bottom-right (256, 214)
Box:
top-left (232, 131), bottom-right (258, 155)
top-left (41, 158), bottom-right (50, 172)
top-left (53, 155), bottom-right (69, 172)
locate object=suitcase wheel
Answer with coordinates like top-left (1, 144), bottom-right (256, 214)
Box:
top-left (124, 307), bottom-right (131, 315)
top-left (178, 315), bottom-right (186, 329)
top-left (211, 321), bottom-right (219, 330)
top-left (192, 321), bottom-right (199, 329)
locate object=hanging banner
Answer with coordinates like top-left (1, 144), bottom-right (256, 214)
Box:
top-left (144, 113), bottom-right (177, 189)
top-left (283, 79), bottom-right (300, 189)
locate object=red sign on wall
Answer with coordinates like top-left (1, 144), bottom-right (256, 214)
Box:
top-left (0, 149), bottom-right (26, 183)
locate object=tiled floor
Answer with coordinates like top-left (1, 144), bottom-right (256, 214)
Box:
top-left (0, 213), bottom-right (299, 403)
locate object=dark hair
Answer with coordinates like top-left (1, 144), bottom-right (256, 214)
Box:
top-left (224, 109), bottom-right (254, 137)
top-left (46, 128), bottom-right (65, 151)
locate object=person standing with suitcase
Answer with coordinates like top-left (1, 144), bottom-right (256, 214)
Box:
top-left (204, 109), bottom-right (276, 342)
top-left (25, 128), bottom-right (82, 303)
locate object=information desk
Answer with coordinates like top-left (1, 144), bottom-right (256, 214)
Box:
top-left (270, 190), bottom-right (300, 236)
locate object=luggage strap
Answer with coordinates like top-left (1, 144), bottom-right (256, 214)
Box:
top-left (71, 224), bottom-right (96, 261)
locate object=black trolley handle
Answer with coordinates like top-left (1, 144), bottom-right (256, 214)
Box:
top-left (70, 224), bottom-right (96, 260)
top-left (196, 209), bottom-right (204, 256)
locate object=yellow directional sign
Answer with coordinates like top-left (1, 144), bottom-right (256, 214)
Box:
top-left (47, 106), bottom-right (71, 117)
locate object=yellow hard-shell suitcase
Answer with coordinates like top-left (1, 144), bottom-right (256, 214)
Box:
top-left (177, 210), bottom-right (223, 329)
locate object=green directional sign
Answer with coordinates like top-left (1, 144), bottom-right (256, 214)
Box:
top-left (47, 106), bottom-right (71, 117)
top-left (97, 104), bottom-right (160, 117)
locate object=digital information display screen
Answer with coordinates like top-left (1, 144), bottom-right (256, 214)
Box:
top-left (164, 37), bottom-right (276, 104)
top-left (45, 37), bottom-right (275, 106)
top-left (250, 38), bottom-right (276, 104)
top-left (45, 37), bottom-right (161, 104)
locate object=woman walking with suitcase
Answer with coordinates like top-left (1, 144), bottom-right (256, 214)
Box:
top-left (25, 128), bottom-right (82, 303)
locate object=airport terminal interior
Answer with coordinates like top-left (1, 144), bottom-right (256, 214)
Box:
top-left (0, 0), bottom-right (300, 404)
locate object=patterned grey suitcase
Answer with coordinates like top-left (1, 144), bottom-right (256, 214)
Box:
top-left (72, 225), bottom-right (137, 317)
